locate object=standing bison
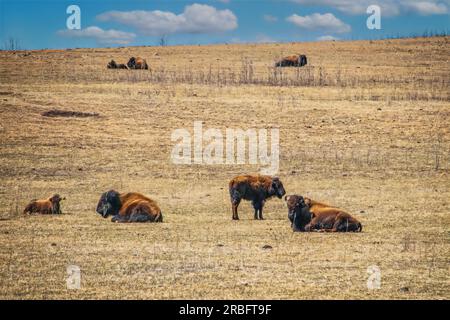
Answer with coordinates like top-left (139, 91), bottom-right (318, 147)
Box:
top-left (23, 194), bottom-right (65, 215)
top-left (275, 54), bottom-right (307, 67)
top-left (285, 195), bottom-right (362, 232)
top-left (127, 57), bottom-right (149, 70)
top-left (96, 190), bottom-right (162, 223)
top-left (229, 175), bottom-right (286, 220)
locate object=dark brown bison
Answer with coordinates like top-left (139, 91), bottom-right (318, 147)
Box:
top-left (107, 60), bottom-right (129, 69)
top-left (285, 195), bottom-right (362, 232)
top-left (285, 195), bottom-right (312, 232)
top-left (96, 190), bottom-right (162, 223)
top-left (275, 54), bottom-right (307, 67)
top-left (229, 175), bottom-right (286, 220)
top-left (23, 194), bottom-right (65, 215)
top-left (127, 57), bottom-right (149, 70)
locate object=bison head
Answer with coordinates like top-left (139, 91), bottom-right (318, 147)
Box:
top-left (269, 177), bottom-right (286, 199)
top-left (127, 57), bottom-right (136, 69)
top-left (50, 194), bottom-right (65, 214)
top-left (96, 190), bottom-right (121, 218)
top-left (50, 194), bottom-right (64, 204)
top-left (107, 60), bottom-right (117, 69)
top-left (299, 55), bottom-right (307, 67)
top-left (285, 195), bottom-right (312, 232)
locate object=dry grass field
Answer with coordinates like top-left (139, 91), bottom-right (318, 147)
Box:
top-left (0, 37), bottom-right (449, 299)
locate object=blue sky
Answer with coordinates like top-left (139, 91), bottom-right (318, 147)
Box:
top-left (1, 0), bottom-right (449, 49)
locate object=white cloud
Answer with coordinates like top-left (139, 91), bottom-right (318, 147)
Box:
top-left (317, 35), bottom-right (340, 41)
top-left (403, 1), bottom-right (448, 15)
top-left (263, 14), bottom-right (278, 22)
top-left (57, 26), bottom-right (136, 44)
top-left (255, 34), bottom-right (276, 43)
top-left (97, 4), bottom-right (238, 36)
top-left (286, 13), bottom-right (351, 33)
top-left (290, 0), bottom-right (449, 16)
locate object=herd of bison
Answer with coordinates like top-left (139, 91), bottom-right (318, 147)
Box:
top-left (107, 54), bottom-right (308, 70)
top-left (23, 52), bottom-right (363, 233)
top-left (23, 175), bottom-right (362, 232)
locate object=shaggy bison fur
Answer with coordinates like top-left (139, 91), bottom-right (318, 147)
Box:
top-left (127, 57), bottom-right (149, 70)
top-left (275, 54), bottom-right (307, 67)
top-left (23, 194), bottom-right (65, 215)
top-left (285, 195), bottom-right (362, 232)
top-left (229, 175), bottom-right (286, 220)
top-left (96, 190), bottom-right (162, 223)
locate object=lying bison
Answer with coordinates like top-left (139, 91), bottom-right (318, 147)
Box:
top-left (107, 60), bottom-right (129, 69)
top-left (285, 195), bottom-right (362, 232)
top-left (127, 57), bottom-right (149, 70)
top-left (96, 190), bottom-right (162, 223)
top-left (229, 175), bottom-right (286, 220)
top-left (275, 54), bottom-right (307, 67)
top-left (23, 194), bottom-right (65, 215)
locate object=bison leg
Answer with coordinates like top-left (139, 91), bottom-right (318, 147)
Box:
top-left (111, 214), bottom-right (129, 223)
top-left (304, 221), bottom-right (324, 232)
top-left (251, 200), bottom-right (264, 220)
top-left (129, 211), bottom-right (153, 223)
top-left (258, 205), bottom-right (265, 220)
top-left (304, 223), bottom-right (315, 232)
top-left (333, 218), bottom-right (361, 232)
top-left (231, 200), bottom-right (240, 220)
top-left (230, 189), bottom-right (241, 220)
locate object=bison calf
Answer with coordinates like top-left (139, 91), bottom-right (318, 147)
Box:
top-left (96, 190), bottom-right (162, 223)
top-left (285, 195), bottom-right (362, 232)
top-left (23, 194), bottom-right (65, 215)
top-left (229, 175), bottom-right (286, 220)
top-left (275, 54), bottom-right (307, 67)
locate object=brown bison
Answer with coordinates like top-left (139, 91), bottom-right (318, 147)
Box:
top-left (96, 190), bottom-right (162, 223)
top-left (229, 175), bottom-right (286, 220)
top-left (23, 194), bottom-right (65, 215)
top-left (107, 60), bottom-right (129, 69)
top-left (127, 57), bottom-right (149, 70)
top-left (275, 54), bottom-right (307, 67)
top-left (285, 195), bottom-right (362, 232)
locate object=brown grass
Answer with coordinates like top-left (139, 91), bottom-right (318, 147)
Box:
top-left (0, 37), bottom-right (449, 299)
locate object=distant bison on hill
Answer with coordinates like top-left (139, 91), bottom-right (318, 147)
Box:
top-left (96, 190), bottom-right (162, 223)
top-left (229, 175), bottom-right (286, 220)
top-left (107, 60), bottom-right (129, 69)
top-left (23, 194), bottom-right (65, 215)
top-left (127, 57), bottom-right (149, 70)
top-left (275, 54), bottom-right (307, 67)
top-left (285, 195), bottom-right (362, 232)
